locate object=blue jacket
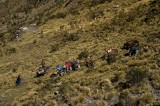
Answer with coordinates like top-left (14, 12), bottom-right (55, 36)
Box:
top-left (56, 66), bottom-right (63, 72)
top-left (16, 76), bottom-right (21, 86)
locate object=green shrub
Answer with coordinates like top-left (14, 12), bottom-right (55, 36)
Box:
top-left (126, 68), bottom-right (148, 85)
top-left (116, 99), bottom-right (125, 106)
top-left (89, 10), bottom-right (104, 19)
top-left (55, 13), bottom-right (67, 18)
top-left (44, 82), bottom-right (53, 91)
top-left (63, 33), bottom-right (79, 41)
top-left (50, 44), bottom-right (59, 53)
top-left (153, 100), bottom-right (160, 106)
top-left (70, 10), bottom-right (80, 16)
top-left (98, 79), bottom-right (112, 90)
top-left (27, 0), bottom-right (38, 5)
top-left (48, 12), bottom-right (67, 19)
top-left (71, 95), bottom-right (85, 105)
top-left (12, 68), bottom-right (17, 73)
top-left (59, 82), bottom-right (73, 95)
top-left (78, 50), bottom-right (89, 60)
top-left (107, 54), bottom-right (116, 64)
top-left (140, 93), bottom-right (154, 105)
top-left (111, 74), bottom-right (119, 83)
top-left (6, 47), bottom-right (16, 54)
top-left (85, 68), bottom-right (95, 73)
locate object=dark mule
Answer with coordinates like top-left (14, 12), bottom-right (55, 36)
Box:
top-left (122, 40), bottom-right (139, 50)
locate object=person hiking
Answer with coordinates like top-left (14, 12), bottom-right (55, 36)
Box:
top-left (56, 65), bottom-right (64, 76)
top-left (85, 56), bottom-right (94, 68)
top-left (64, 61), bottom-right (72, 72)
top-left (129, 45), bottom-right (138, 56)
top-left (101, 48), bottom-right (112, 60)
top-left (16, 75), bottom-right (21, 86)
top-left (40, 59), bottom-right (50, 73)
top-left (36, 67), bottom-right (45, 77)
top-left (41, 59), bottom-right (45, 67)
top-left (72, 59), bottom-right (80, 71)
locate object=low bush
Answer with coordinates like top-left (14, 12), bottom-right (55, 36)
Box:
top-left (78, 50), bottom-right (89, 60)
top-left (6, 47), bottom-right (16, 54)
top-left (63, 33), bottom-right (79, 41)
top-left (55, 12), bottom-right (67, 19)
top-left (111, 74), bottom-right (119, 83)
top-left (107, 54), bottom-right (116, 64)
top-left (70, 10), bottom-right (80, 16)
top-left (140, 93), bottom-right (154, 105)
top-left (50, 44), bottom-right (59, 53)
top-left (126, 68), bottom-right (148, 85)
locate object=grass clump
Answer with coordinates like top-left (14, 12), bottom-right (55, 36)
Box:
top-left (111, 74), bottom-right (120, 83)
top-left (22, 100), bottom-right (38, 106)
top-left (89, 10), bottom-right (104, 19)
top-left (140, 92), bottom-right (154, 105)
top-left (50, 44), bottom-right (59, 53)
top-left (54, 12), bottom-right (67, 19)
top-left (63, 33), bottom-right (79, 42)
top-left (71, 94), bottom-right (85, 105)
top-left (78, 50), bottom-right (89, 60)
top-left (107, 54), bottom-right (117, 64)
top-left (97, 101), bottom-right (108, 106)
top-left (126, 68), bottom-right (148, 85)
top-left (70, 10), bottom-right (80, 16)
top-left (6, 47), bottom-right (16, 54)
top-left (98, 79), bottom-right (113, 91)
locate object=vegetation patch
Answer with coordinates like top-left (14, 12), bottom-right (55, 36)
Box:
top-left (126, 68), bottom-right (148, 85)
top-left (63, 32), bottom-right (79, 42)
top-left (78, 50), bottom-right (89, 60)
top-left (91, 0), bottom-right (112, 6)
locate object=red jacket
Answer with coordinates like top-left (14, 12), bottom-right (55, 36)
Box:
top-left (65, 61), bottom-right (72, 67)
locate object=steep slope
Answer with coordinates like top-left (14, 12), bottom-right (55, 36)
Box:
top-left (0, 0), bottom-right (160, 105)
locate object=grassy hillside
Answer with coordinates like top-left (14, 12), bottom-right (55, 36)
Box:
top-left (0, 0), bottom-right (160, 105)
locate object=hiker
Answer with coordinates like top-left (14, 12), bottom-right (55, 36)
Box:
top-left (85, 56), bottom-right (94, 68)
top-left (40, 59), bottom-right (50, 72)
top-left (71, 59), bottom-right (80, 71)
top-left (102, 48), bottom-right (112, 60)
top-left (41, 59), bottom-right (45, 67)
top-left (36, 67), bottom-right (45, 77)
top-left (56, 65), bottom-right (64, 76)
top-left (102, 48), bottom-right (117, 59)
top-left (16, 75), bottom-right (21, 86)
top-left (129, 45), bottom-right (138, 56)
top-left (101, 48), bottom-right (118, 64)
top-left (64, 61), bottom-right (72, 72)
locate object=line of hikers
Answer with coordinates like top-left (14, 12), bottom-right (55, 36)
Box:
top-left (35, 39), bottom-right (139, 78)
top-left (36, 57), bottom-right (94, 78)
top-left (16, 39), bottom-right (139, 85)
